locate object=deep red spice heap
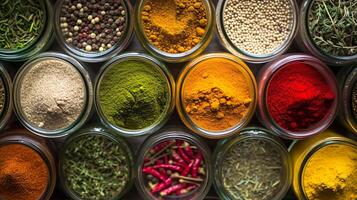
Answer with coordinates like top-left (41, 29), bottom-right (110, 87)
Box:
top-left (267, 62), bottom-right (335, 131)
top-left (142, 139), bottom-right (205, 197)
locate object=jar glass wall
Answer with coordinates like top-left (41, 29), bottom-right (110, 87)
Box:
top-left (13, 52), bottom-right (93, 138)
top-left (0, 62), bottom-right (13, 131)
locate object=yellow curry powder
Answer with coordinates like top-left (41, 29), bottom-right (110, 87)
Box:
top-left (303, 144), bottom-right (357, 200)
top-left (141, 0), bottom-right (208, 54)
top-left (183, 57), bottom-right (252, 131)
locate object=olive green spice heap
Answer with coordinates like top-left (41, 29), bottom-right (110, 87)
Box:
top-left (62, 134), bottom-right (130, 200)
top-left (99, 60), bottom-right (168, 129)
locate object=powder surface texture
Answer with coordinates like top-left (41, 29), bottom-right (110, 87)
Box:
top-left (99, 60), bottom-right (168, 130)
top-left (20, 59), bottom-right (85, 130)
top-left (183, 58), bottom-right (252, 131)
top-left (303, 144), bottom-right (357, 200)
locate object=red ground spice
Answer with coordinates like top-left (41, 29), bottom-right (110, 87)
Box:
top-left (267, 62), bottom-right (335, 131)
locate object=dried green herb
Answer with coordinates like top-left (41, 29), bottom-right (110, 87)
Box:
top-left (308, 0), bottom-right (357, 57)
top-left (221, 139), bottom-right (284, 200)
top-left (0, 0), bottom-right (45, 50)
top-left (63, 134), bottom-right (130, 200)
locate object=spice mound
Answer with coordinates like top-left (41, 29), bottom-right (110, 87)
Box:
top-left (99, 60), bottom-right (169, 130)
top-left (20, 58), bottom-right (85, 130)
top-left (59, 0), bottom-right (127, 52)
top-left (0, 144), bottom-right (49, 200)
top-left (352, 82), bottom-right (357, 120)
top-left (142, 139), bottom-right (207, 198)
top-left (223, 0), bottom-right (293, 55)
top-left (141, 0), bottom-right (208, 54)
top-left (183, 57), bottom-right (252, 131)
top-left (62, 134), bottom-right (131, 200)
top-left (0, 0), bottom-right (45, 50)
top-left (220, 138), bottom-right (286, 200)
top-left (267, 62), bottom-right (335, 131)
top-left (308, 0), bottom-right (357, 57)
top-left (303, 144), bottom-right (357, 200)
top-left (0, 77), bottom-right (5, 116)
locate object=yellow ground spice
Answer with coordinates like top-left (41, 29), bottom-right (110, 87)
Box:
top-left (303, 144), bottom-right (357, 200)
top-left (141, 0), bottom-right (208, 54)
top-left (183, 57), bottom-right (252, 131)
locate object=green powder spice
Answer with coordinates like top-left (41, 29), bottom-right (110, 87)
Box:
top-left (99, 60), bottom-right (169, 130)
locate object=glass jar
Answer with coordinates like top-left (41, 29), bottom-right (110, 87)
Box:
top-left (58, 127), bottom-right (134, 200)
top-left (95, 52), bottom-right (175, 137)
top-left (0, 129), bottom-right (57, 200)
top-left (296, 0), bottom-right (357, 65)
top-left (176, 53), bottom-right (257, 139)
top-left (257, 54), bottom-right (338, 139)
top-left (215, 0), bottom-right (298, 63)
top-left (337, 65), bottom-right (357, 134)
top-left (54, 0), bottom-right (134, 63)
top-left (213, 127), bottom-right (292, 200)
top-left (134, 0), bottom-right (215, 63)
top-left (135, 128), bottom-right (212, 200)
top-left (289, 130), bottom-right (357, 200)
top-left (0, 62), bottom-right (13, 131)
top-left (0, 0), bottom-right (54, 61)
top-left (13, 52), bottom-right (94, 138)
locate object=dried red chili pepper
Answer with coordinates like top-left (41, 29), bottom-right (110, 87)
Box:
top-left (182, 160), bottom-right (194, 176)
top-left (172, 150), bottom-right (185, 164)
top-left (191, 154), bottom-right (202, 178)
top-left (178, 146), bottom-right (191, 163)
top-left (151, 178), bottom-right (172, 193)
top-left (177, 185), bottom-right (197, 195)
top-left (152, 164), bottom-right (183, 172)
top-left (143, 167), bottom-right (166, 182)
top-left (160, 184), bottom-right (186, 196)
top-left (183, 142), bottom-right (194, 158)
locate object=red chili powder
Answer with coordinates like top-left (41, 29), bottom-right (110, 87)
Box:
top-left (267, 62), bottom-right (335, 131)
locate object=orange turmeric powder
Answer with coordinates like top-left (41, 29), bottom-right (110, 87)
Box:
top-left (141, 0), bottom-right (208, 54)
top-left (182, 57), bottom-right (253, 131)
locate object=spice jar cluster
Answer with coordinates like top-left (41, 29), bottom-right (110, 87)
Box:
top-left (0, 0), bottom-right (356, 200)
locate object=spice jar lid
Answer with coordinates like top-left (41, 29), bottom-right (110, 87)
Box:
top-left (58, 127), bottom-right (134, 200)
top-left (95, 52), bottom-right (175, 137)
top-left (213, 127), bottom-right (292, 200)
top-left (134, 0), bottom-right (215, 63)
top-left (0, 62), bottom-right (13, 132)
top-left (13, 52), bottom-right (93, 138)
top-left (135, 128), bottom-right (212, 200)
top-left (54, 0), bottom-right (134, 63)
top-left (176, 53), bottom-right (257, 139)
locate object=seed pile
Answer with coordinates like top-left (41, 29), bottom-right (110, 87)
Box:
top-left (60, 0), bottom-right (127, 52)
top-left (0, 78), bottom-right (5, 115)
top-left (142, 139), bottom-right (206, 197)
top-left (223, 0), bottom-right (293, 55)
top-left (220, 138), bottom-right (285, 200)
top-left (0, 0), bottom-right (45, 50)
top-left (352, 83), bottom-right (357, 120)
top-left (62, 134), bottom-right (131, 200)
top-left (20, 58), bottom-right (85, 130)
top-left (141, 0), bottom-right (208, 54)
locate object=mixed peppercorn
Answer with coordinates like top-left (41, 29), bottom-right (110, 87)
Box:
top-left (142, 139), bottom-right (206, 198)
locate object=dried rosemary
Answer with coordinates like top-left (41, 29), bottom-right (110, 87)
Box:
top-left (308, 0), bottom-right (357, 57)
top-left (221, 138), bottom-right (284, 200)
top-left (0, 0), bottom-right (45, 50)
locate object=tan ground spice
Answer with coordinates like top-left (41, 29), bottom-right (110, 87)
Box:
top-left (141, 0), bottom-right (208, 54)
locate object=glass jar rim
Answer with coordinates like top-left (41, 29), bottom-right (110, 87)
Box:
top-left (0, 62), bottom-right (13, 131)
top-left (95, 52), bottom-right (175, 137)
top-left (258, 53), bottom-right (339, 139)
top-left (54, 0), bottom-right (134, 63)
top-left (215, 0), bottom-right (298, 63)
top-left (134, 0), bottom-right (215, 63)
top-left (176, 53), bottom-right (257, 139)
top-left (13, 52), bottom-right (93, 138)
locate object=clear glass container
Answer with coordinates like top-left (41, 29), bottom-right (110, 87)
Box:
top-left (134, 0), bottom-right (215, 63)
top-left (289, 130), bottom-right (357, 200)
top-left (0, 0), bottom-right (54, 61)
top-left (58, 127), bottom-right (134, 200)
top-left (95, 52), bottom-right (175, 137)
top-left (13, 52), bottom-right (94, 138)
top-left (0, 61), bottom-right (13, 131)
top-left (135, 128), bottom-right (212, 200)
top-left (176, 53), bottom-right (257, 139)
top-left (213, 127), bottom-right (292, 200)
top-left (257, 53), bottom-right (339, 139)
top-left (215, 0), bottom-right (298, 63)
top-left (54, 0), bottom-right (134, 63)
top-left (0, 129), bottom-right (57, 200)
top-left (337, 65), bottom-right (357, 134)
top-left (296, 0), bottom-right (357, 66)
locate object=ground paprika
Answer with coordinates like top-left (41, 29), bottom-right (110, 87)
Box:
top-left (267, 62), bottom-right (335, 131)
